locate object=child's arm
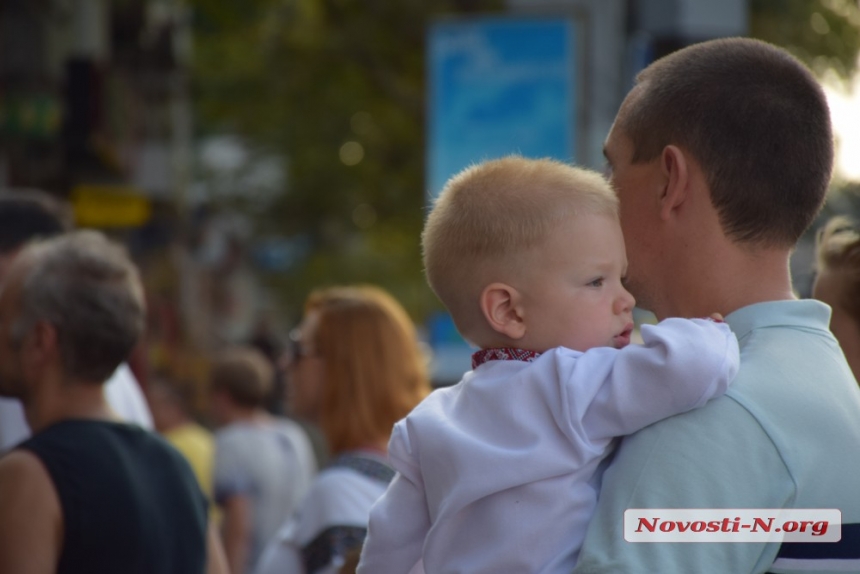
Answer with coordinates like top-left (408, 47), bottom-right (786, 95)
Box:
top-left (568, 317), bottom-right (739, 442)
top-left (356, 421), bottom-right (430, 574)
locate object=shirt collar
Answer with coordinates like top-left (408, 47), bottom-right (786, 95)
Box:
top-left (472, 348), bottom-right (542, 369)
top-left (724, 299), bottom-right (832, 341)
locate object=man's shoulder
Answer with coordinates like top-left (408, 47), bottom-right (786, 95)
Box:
top-left (618, 392), bottom-right (770, 455)
top-left (0, 450), bottom-right (63, 572)
top-left (0, 449), bottom-right (50, 483)
top-left (271, 416), bottom-right (312, 444)
top-left (0, 450), bottom-right (62, 524)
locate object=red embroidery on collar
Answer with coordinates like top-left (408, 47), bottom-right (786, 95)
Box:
top-left (472, 348), bottom-right (542, 369)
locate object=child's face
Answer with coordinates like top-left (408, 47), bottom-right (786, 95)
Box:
top-left (518, 213), bottom-right (635, 352)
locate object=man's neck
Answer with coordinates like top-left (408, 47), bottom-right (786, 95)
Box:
top-left (24, 377), bottom-right (115, 434)
top-left (653, 244), bottom-right (796, 320)
top-left (222, 406), bottom-right (264, 426)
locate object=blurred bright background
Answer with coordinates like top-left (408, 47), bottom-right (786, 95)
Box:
top-left (1, 0), bottom-right (859, 396)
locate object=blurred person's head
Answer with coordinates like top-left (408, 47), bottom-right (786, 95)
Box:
top-left (0, 190), bottom-right (73, 281)
top-left (0, 230), bottom-right (145, 398)
top-left (814, 216), bottom-right (860, 381)
top-left (288, 285), bottom-right (430, 454)
top-left (604, 38), bottom-right (832, 318)
top-left (147, 375), bottom-right (195, 433)
top-left (422, 156), bottom-right (634, 352)
top-left (209, 346), bottom-right (274, 426)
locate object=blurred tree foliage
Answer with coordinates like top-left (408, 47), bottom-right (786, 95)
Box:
top-left (190, 0), bottom-right (503, 323)
top-left (751, 0), bottom-right (860, 78)
top-left (190, 0), bottom-right (860, 324)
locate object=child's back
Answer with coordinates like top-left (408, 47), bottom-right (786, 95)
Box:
top-left (359, 319), bottom-right (737, 573)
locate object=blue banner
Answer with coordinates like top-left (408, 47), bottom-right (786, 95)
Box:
top-left (427, 17), bottom-right (578, 201)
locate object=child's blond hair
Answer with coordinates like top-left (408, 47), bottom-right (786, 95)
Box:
top-left (422, 156), bottom-right (618, 340)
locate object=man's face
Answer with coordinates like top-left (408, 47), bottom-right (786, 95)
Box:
top-left (603, 121), bottom-right (664, 313)
top-left (0, 265), bottom-right (28, 399)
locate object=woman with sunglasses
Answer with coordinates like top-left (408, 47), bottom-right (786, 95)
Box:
top-left (255, 285), bottom-right (431, 574)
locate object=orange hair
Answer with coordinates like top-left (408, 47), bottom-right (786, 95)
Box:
top-left (305, 285), bottom-right (431, 454)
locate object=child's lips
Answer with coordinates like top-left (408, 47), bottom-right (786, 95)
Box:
top-left (613, 324), bottom-right (634, 348)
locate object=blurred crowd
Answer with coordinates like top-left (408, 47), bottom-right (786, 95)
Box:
top-left (1, 156), bottom-right (859, 574)
top-left (2, 34), bottom-right (860, 574)
top-left (0, 190), bottom-right (432, 574)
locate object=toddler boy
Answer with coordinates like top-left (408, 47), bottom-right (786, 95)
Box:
top-left (357, 156), bottom-right (739, 573)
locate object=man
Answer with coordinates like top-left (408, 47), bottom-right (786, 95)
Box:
top-left (146, 375), bottom-right (217, 510)
top-left (0, 190), bottom-right (153, 452)
top-left (0, 231), bottom-right (226, 573)
top-left (574, 38), bottom-right (860, 573)
top-left (209, 346), bottom-right (316, 574)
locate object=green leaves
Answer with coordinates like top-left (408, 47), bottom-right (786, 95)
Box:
top-left (189, 0), bottom-right (502, 320)
top-left (751, 0), bottom-right (860, 78)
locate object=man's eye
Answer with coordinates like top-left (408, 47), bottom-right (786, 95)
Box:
top-left (588, 278), bottom-right (604, 288)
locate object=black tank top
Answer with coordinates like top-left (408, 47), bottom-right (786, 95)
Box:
top-left (19, 420), bottom-right (207, 574)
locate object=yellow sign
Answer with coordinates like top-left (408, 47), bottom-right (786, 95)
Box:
top-left (72, 185), bottom-right (152, 228)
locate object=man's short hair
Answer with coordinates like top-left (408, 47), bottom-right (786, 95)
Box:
top-left (14, 230), bottom-right (145, 382)
top-left (0, 190), bottom-right (73, 254)
top-left (422, 156), bottom-right (617, 337)
top-left (620, 37), bottom-right (833, 247)
top-left (209, 347), bottom-right (274, 409)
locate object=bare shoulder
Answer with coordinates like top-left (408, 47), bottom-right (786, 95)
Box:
top-left (0, 448), bottom-right (49, 476)
top-left (0, 450), bottom-right (62, 574)
top-left (0, 449), bottom-right (58, 498)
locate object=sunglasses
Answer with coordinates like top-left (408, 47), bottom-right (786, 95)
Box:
top-left (288, 328), bottom-right (313, 364)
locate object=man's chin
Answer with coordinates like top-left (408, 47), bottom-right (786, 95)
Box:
top-left (0, 382), bottom-right (26, 400)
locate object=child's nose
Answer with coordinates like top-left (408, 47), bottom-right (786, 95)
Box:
top-left (615, 287), bottom-right (635, 314)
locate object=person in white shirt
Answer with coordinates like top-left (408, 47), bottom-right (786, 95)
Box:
top-left (210, 346), bottom-right (317, 574)
top-left (357, 156), bottom-right (740, 574)
top-left (0, 190), bottom-right (152, 453)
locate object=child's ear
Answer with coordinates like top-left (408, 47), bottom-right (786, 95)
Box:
top-left (480, 283), bottom-right (526, 340)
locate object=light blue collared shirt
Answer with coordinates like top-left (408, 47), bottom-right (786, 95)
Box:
top-left (575, 299), bottom-right (860, 574)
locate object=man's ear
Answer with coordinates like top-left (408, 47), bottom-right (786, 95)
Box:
top-left (479, 283), bottom-right (526, 340)
top-left (659, 144), bottom-right (689, 221)
top-left (20, 320), bottom-right (59, 377)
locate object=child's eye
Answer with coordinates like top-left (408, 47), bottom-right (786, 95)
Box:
top-left (588, 277), bottom-right (604, 288)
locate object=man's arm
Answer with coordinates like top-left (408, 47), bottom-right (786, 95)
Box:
top-left (222, 493), bottom-right (252, 574)
top-left (574, 397), bottom-right (791, 574)
top-left (0, 451), bottom-right (63, 574)
top-left (206, 521), bottom-right (230, 574)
